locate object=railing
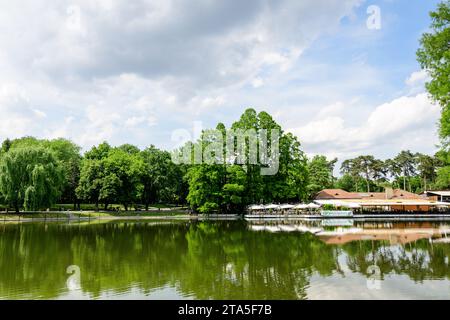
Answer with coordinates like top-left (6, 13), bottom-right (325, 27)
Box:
top-left (320, 210), bottom-right (353, 217)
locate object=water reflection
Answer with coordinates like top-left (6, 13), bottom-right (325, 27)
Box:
top-left (0, 219), bottom-right (449, 299)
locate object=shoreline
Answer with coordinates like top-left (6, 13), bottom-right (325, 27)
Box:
top-left (3, 212), bottom-right (450, 223)
top-left (245, 213), bottom-right (450, 220)
top-left (0, 213), bottom-right (241, 223)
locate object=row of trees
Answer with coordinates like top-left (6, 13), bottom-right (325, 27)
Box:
top-left (307, 151), bottom-right (450, 196)
top-left (0, 137), bottom-right (186, 212)
top-left (0, 110), bottom-right (449, 213)
top-left (340, 151), bottom-right (446, 193)
top-left (75, 143), bottom-right (187, 211)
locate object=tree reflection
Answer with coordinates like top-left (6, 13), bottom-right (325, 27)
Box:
top-left (0, 221), bottom-right (449, 299)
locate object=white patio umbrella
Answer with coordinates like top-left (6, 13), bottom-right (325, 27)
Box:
top-left (249, 205), bottom-right (265, 210)
top-left (264, 204), bottom-right (280, 210)
top-left (307, 203), bottom-right (321, 209)
top-left (332, 201), bottom-right (360, 209)
top-left (294, 204), bottom-right (309, 209)
top-left (279, 204), bottom-right (295, 209)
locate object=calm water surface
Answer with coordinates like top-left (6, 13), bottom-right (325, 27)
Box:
top-left (1, 219), bottom-right (450, 299)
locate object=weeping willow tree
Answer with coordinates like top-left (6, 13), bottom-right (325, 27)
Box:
top-left (0, 147), bottom-right (64, 212)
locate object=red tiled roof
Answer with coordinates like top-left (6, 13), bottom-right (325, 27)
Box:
top-left (391, 189), bottom-right (422, 199)
top-left (357, 192), bottom-right (386, 199)
top-left (315, 189), bottom-right (362, 199)
top-left (315, 188), bottom-right (422, 200)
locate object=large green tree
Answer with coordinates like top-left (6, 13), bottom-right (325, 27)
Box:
top-left (75, 158), bottom-right (104, 211)
top-left (184, 109), bottom-right (308, 213)
top-left (0, 147), bottom-right (64, 212)
top-left (76, 144), bottom-right (144, 211)
top-left (44, 139), bottom-right (82, 208)
top-left (307, 155), bottom-right (337, 198)
top-left (392, 150), bottom-right (417, 191)
top-left (0, 137), bottom-right (82, 207)
top-left (416, 152), bottom-right (439, 191)
top-left (434, 150), bottom-right (450, 189)
top-left (417, 0), bottom-right (450, 145)
top-left (340, 156), bottom-right (385, 192)
top-left (140, 145), bottom-right (186, 209)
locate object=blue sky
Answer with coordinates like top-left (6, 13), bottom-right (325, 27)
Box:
top-left (0, 0), bottom-right (443, 162)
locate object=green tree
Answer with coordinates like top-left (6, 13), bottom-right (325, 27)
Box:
top-left (0, 137), bottom-right (82, 208)
top-left (103, 148), bottom-right (145, 210)
top-left (118, 144), bottom-right (141, 155)
top-left (341, 156), bottom-right (385, 192)
top-left (186, 164), bottom-right (224, 214)
top-left (435, 166), bottom-right (450, 189)
top-left (335, 174), bottom-right (357, 192)
top-left (0, 147), bottom-right (64, 212)
top-left (307, 155), bottom-right (337, 198)
top-left (98, 173), bottom-right (122, 210)
top-left (417, 0), bottom-right (450, 145)
top-left (393, 150), bottom-right (417, 191)
top-left (184, 109), bottom-right (308, 213)
top-left (222, 166), bottom-right (246, 213)
top-left (140, 145), bottom-right (186, 209)
top-left (1, 138), bottom-right (11, 155)
top-left (76, 158), bottom-right (104, 211)
top-left (77, 144), bottom-right (144, 211)
top-left (340, 159), bottom-right (362, 191)
top-left (44, 139), bottom-right (81, 208)
top-left (84, 142), bottom-right (111, 160)
top-left (416, 153), bottom-right (439, 190)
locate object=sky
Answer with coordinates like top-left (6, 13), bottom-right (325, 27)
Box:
top-left (0, 0), bottom-right (443, 162)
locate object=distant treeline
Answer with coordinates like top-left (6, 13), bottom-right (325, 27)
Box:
top-left (311, 150), bottom-right (450, 196)
top-left (0, 108), bottom-right (449, 213)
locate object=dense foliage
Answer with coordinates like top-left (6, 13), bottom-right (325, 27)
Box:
top-left (417, 0), bottom-right (450, 146)
top-left (0, 147), bottom-right (63, 212)
top-left (335, 151), bottom-right (446, 193)
top-left (183, 109), bottom-right (308, 213)
top-left (0, 109), bottom-right (448, 213)
top-left (416, 1), bottom-right (450, 197)
top-left (0, 138), bottom-right (187, 212)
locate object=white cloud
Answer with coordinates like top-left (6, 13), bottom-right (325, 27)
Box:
top-left (0, 0), bottom-right (438, 163)
top-left (404, 70), bottom-right (430, 96)
top-left (0, 0), bottom-right (363, 86)
top-left (316, 102), bottom-right (346, 118)
top-left (0, 85), bottom-right (46, 138)
top-left (251, 77), bottom-right (264, 88)
top-left (405, 70), bottom-right (429, 87)
top-left (32, 109), bottom-right (47, 119)
top-left (290, 93), bottom-right (440, 159)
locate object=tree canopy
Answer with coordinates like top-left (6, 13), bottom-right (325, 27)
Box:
top-left (183, 108), bottom-right (308, 213)
top-left (417, 0), bottom-right (450, 145)
top-left (0, 147), bottom-right (64, 212)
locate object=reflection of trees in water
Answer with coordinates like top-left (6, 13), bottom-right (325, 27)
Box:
top-left (342, 239), bottom-right (450, 282)
top-left (0, 221), bottom-right (449, 299)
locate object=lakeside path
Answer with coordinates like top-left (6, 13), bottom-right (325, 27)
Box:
top-left (0, 213), bottom-right (241, 223)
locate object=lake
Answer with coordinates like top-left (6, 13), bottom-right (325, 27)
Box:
top-left (0, 219), bottom-right (449, 299)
